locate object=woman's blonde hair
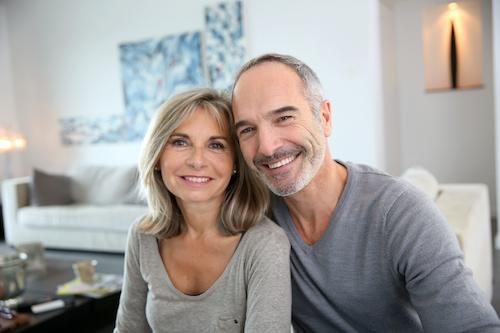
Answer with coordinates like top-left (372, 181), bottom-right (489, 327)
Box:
top-left (137, 88), bottom-right (269, 238)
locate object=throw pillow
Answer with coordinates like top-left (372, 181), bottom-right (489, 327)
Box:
top-left (30, 169), bottom-right (74, 206)
top-left (123, 171), bottom-right (147, 205)
top-left (69, 165), bottom-right (141, 205)
top-left (400, 167), bottom-right (440, 200)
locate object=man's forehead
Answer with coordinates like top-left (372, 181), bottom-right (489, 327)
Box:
top-left (236, 62), bottom-right (299, 87)
top-left (233, 63), bottom-right (304, 105)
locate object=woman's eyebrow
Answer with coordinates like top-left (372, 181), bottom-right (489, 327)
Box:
top-left (169, 133), bottom-right (189, 138)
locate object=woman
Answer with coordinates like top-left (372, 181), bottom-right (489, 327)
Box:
top-left (114, 88), bottom-right (291, 332)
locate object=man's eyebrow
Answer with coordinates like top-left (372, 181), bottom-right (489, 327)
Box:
top-left (234, 119), bottom-right (253, 131)
top-left (266, 106), bottom-right (299, 118)
top-left (234, 106), bottom-right (299, 130)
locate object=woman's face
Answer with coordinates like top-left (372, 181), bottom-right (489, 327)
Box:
top-left (159, 107), bottom-right (234, 207)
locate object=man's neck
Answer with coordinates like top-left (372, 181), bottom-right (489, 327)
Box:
top-left (283, 159), bottom-right (347, 245)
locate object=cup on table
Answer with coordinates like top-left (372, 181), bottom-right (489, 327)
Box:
top-left (72, 260), bottom-right (98, 284)
top-left (15, 242), bottom-right (46, 273)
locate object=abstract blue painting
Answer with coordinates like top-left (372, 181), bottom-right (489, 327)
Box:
top-left (120, 31), bottom-right (205, 141)
top-left (60, 31), bottom-right (205, 144)
top-left (59, 114), bottom-right (127, 145)
top-left (205, 1), bottom-right (244, 92)
top-left (60, 1), bottom-right (245, 145)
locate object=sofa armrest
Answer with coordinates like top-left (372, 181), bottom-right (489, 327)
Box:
top-left (435, 183), bottom-right (492, 300)
top-left (2, 177), bottom-right (31, 243)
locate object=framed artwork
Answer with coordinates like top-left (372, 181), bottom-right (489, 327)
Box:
top-left (120, 31), bottom-right (205, 141)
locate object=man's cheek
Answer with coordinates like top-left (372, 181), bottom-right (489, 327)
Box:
top-left (238, 143), bottom-right (253, 163)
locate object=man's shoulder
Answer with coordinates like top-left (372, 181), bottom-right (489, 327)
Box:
top-left (338, 160), bottom-right (433, 217)
top-left (342, 160), bottom-right (391, 179)
top-left (341, 160), bottom-right (411, 193)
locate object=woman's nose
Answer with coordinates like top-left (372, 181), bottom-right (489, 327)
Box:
top-left (186, 147), bottom-right (206, 169)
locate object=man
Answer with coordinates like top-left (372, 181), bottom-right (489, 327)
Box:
top-left (231, 53), bottom-right (500, 332)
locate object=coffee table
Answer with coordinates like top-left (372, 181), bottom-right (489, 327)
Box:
top-left (9, 250), bottom-right (123, 333)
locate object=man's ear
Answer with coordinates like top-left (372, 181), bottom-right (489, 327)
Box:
top-left (320, 100), bottom-right (333, 137)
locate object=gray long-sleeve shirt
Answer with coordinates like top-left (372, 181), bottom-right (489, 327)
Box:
top-left (272, 160), bottom-right (500, 332)
top-left (114, 217), bottom-right (291, 333)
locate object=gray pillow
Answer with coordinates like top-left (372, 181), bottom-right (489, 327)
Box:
top-left (31, 169), bottom-right (74, 206)
top-left (69, 165), bottom-right (141, 205)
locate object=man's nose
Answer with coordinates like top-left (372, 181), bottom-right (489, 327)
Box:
top-left (256, 126), bottom-right (281, 157)
top-left (186, 147), bottom-right (206, 169)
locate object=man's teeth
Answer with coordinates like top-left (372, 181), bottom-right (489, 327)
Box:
top-left (268, 156), bottom-right (295, 169)
top-left (185, 177), bottom-right (210, 183)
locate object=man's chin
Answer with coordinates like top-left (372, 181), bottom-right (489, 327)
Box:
top-left (262, 177), bottom-right (299, 197)
top-left (268, 183), bottom-right (300, 197)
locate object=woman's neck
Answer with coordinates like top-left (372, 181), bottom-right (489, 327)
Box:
top-left (177, 199), bottom-right (223, 237)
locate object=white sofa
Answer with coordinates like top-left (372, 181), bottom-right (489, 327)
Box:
top-left (1, 166), bottom-right (148, 253)
top-left (401, 167), bottom-right (493, 300)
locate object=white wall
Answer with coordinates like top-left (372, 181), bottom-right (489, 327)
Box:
top-left (392, 0), bottom-right (497, 215)
top-left (0, 4), bottom-right (25, 180)
top-left (493, 0), bottom-right (500, 245)
top-left (1, 0), bottom-right (385, 175)
top-left (245, 0), bottom-right (385, 169)
top-left (379, 0), bottom-right (401, 176)
top-left (2, 0), bottom-right (497, 219)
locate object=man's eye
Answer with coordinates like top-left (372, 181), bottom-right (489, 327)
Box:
top-left (209, 142), bottom-right (225, 150)
top-left (278, 115), bottom-right (292, 122)
top-left (239, 127), bottom-right (254, 136)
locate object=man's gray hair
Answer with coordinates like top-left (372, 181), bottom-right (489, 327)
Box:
top-left (232, 53), bottom-right (324, 118)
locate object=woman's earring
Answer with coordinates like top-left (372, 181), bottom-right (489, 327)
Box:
top-left (232, 169), bottom-right (237, 174)
top-left (154, 166), bottom-right (160, 171)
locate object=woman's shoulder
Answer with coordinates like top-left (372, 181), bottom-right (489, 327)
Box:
top-left (127, 216), bottom-right (158, 247)
top-left (242, 217), bottom-right (290, 248)
top-left (238, 217), bottom-right (290, 276)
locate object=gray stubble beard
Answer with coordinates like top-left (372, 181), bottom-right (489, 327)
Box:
top-left (259, 143), bottom-right (326, 197)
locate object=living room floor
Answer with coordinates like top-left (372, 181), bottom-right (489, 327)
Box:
top-left (1, 242), bottom-right (500, 331)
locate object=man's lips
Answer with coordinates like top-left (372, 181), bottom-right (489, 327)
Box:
top-left (254, 146), bottom-right (304, 170)
top-left (255, 151), bottom-right (301, 172)
top-left (265, 155), bottom-right (298, 169)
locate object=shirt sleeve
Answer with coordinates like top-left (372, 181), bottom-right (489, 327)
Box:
top-left (385, 188), bottom-right (500, 332)
top-left (244, 221), bottom-right (292, 332)
top-left (114, 223), bottom-right (152, 333)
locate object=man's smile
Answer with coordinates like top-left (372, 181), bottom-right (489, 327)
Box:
top-left (265, 154), bottom-right (298, 170)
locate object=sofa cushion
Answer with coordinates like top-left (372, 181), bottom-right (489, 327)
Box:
top-left (18, 204), bottom-right (148, 232)
top-left (400, 167), bottom-right (439, 200)
top-left (30, 169), bottom-right (74, 206)
top-left (69, 165), bottom-right (139, 205)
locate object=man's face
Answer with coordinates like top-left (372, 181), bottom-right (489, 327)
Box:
top-left (232, 62), bottom-right (331, 196)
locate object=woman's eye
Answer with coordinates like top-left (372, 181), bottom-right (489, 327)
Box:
top-left (171, 139), bottom-right (187, 146)
top-left (209, 142), bottom-right (225, 150)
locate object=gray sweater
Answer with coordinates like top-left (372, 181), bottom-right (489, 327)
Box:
top-left (114, 217), bottom-right (291, 333)
top-left (272, 161), bottom-right (500, 332)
